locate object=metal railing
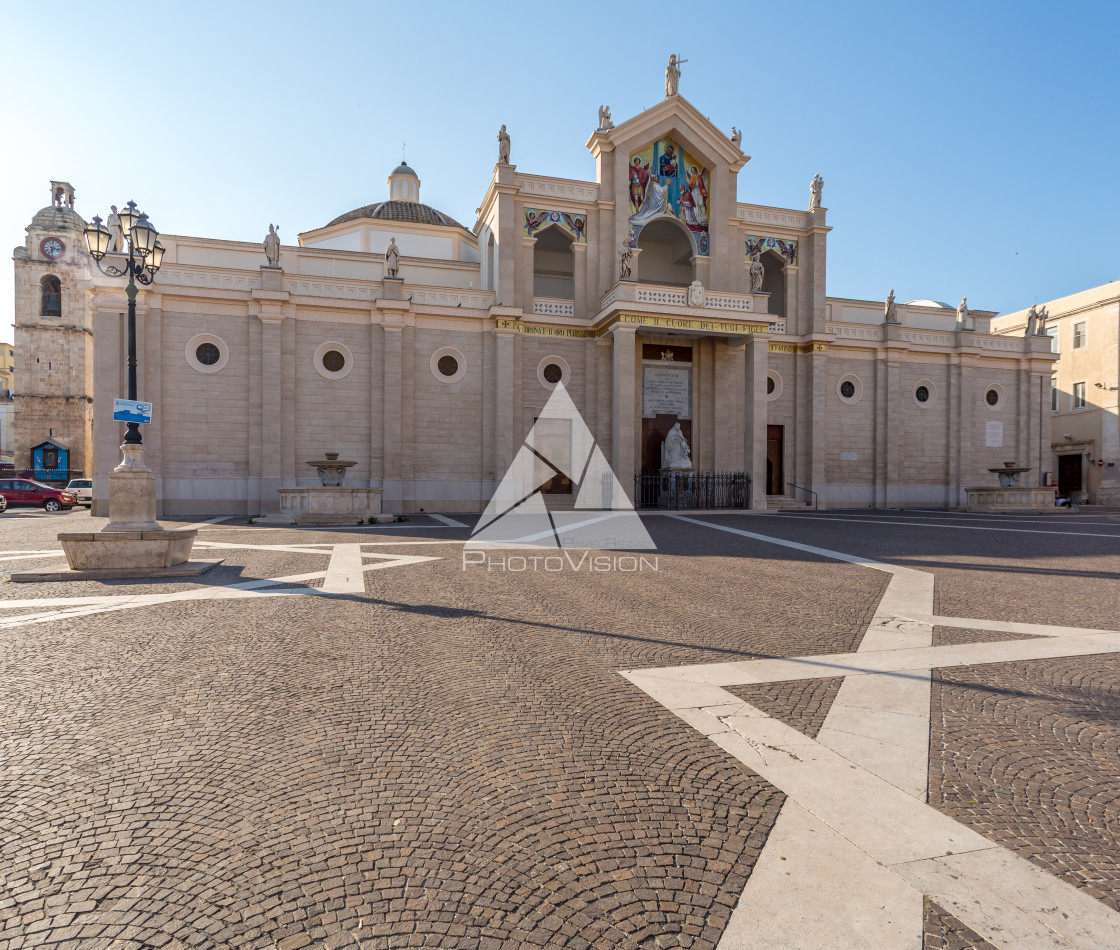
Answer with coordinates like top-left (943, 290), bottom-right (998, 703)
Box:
top-left (634, 471), bottom-right (750, 510)
top-left (786, 481), bottom-right (818, 510)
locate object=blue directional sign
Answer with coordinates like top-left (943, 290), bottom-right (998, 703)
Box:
top-left (113, 398), bottom-right (153, 424)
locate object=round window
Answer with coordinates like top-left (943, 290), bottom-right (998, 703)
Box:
top-left (322, 350), bottom-right (345, 373)
top-left (915, 385), bottom-right (930, 403)
top-left (985, 388), bottom-right (999, 407)
top-left (840, 380), bottom-right (855, 399)
top-left (543, 363), bottom-right (563, 384)
top-left (767, 376), bottom-right (776, 395)
top-left (438, 355), bottom-right (459, 377)
top-left (196, 342), bottom-right (220, 366)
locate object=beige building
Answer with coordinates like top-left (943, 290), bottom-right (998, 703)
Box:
top-left (0, 341), bottom-right (13, 461)
top-left (13, 89), bottom-right (1057, 515)
top-left (993, 282), bottom-right (1120, 504)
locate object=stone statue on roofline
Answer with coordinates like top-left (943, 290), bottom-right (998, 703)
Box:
top-left (384, 237), bottom-right (400, 278)
top-left (598, 105), bottom-right (613, 130)
top-left (731, 127), bottom-right (742, 149)
top-left (884, 288), bottom-right (899, 324)
top-left (665, 54), bottom-right (686, 98)
top-left (107, 205), bottom-right (124, 253)
top-left (497, 125), bottom-right (510, 164)
top-left (1035, 305), bottom-right (1049, 334)
top-left (263, 224), bottom-right (281, 268)
top-left (809, 173), bottom-right (823, 212)
top-left (956, 296), bottom-right (972, 331)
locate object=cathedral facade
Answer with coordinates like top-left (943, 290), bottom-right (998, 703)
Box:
top-left (12, 91), bottom-right (1057, 516)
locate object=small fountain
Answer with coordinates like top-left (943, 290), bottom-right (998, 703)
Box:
top-left (964, 461), bottom-right (1060, 514)
top-left (261, 450), bottom-right (389, 524)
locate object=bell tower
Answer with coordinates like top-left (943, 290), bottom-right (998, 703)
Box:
top-left (12, 181), bottom-right (95, 479)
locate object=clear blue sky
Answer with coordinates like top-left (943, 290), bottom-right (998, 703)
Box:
top-left (2, 0), bottom-right (1117, 335)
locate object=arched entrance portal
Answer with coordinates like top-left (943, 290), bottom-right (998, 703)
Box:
top-left (636, 218), bottom-right (694, 287)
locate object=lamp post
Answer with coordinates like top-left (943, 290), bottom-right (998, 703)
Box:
top-left (84, 201), bottom-right (164, 447)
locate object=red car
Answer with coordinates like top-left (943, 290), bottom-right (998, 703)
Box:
top-left (0, 478), bottom-right (77, 511)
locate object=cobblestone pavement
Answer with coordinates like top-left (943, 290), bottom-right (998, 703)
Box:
top-left (0, 508), bottom-right (1116, 948)
top-left (923, 900), bottom-right (998, 950)
top-left (930, 654), bottom-right (1120, 912)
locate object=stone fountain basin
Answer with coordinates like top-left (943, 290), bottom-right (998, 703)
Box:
top-left (58, 529), bottom-right (198, 569)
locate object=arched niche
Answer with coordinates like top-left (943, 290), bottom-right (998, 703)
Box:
top-left (635, 217), bottom-right (694, 287)
top-left (40, 275), bottom-right (61, 317)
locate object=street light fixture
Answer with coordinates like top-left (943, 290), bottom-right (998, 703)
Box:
top-left (84, 201), bottom-right (163, 446)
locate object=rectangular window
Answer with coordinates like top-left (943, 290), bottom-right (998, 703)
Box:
top-left (1051, 378), bottom-right (1059, 412)
top-left (1045, 325), bottom-right (1059, 353)
top-left (1073, 321), bottom-right (1087, 348)
top-left (1073, 381), bottom-right (1086, 409)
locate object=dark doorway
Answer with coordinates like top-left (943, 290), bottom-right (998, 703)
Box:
top-left (766, 425), bottom-right (784, 495)
top-left (1057, 454), bottom-right (1082, 501)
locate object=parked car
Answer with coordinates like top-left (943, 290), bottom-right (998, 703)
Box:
top-left (0, 495), bottom-right (7, 513)
top-left (65, 478), bottom-right (93, 507)
top-left (0, 478), bottom-right (77, 511)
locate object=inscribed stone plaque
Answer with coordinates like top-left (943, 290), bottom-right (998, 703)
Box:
top-left (985, 420), bottom-right (1003, 447)
top-left (642, 364), bottom-right (692, 419)
top-left (839, 451), bottom-right (858, 461)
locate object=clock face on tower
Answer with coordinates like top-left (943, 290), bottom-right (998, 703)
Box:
top-left (39, 237), bottom-right (65, 261)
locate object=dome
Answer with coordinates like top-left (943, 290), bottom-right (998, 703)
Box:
top-left (390, 162), bottom-right (418, 179)
top-left (29, 204), bottom-right (86, 232)
top-left (327, 200), bottom-right (465, 230)
top-left (904, 298), bottom-right (953, 309)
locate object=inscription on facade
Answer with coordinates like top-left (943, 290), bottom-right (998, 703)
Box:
top-left (986, 420), bottom-right (1004, 447)
top-left (642, 364), bottom-right (692, 419)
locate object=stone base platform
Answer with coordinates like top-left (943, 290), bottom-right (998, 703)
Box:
top-left (58, 528), bottom-right (199, 571)
top-left (964, 486), bottom-right (1063, 514)
top-left (259, 486), bottom-right (387, 525)
top-left (10, 559), bottom-right (223, 584)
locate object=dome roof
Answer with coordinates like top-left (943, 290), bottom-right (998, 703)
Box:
top-left (29, 205), bottom-right (86, 232)
top-left (390, 162), bottom-right (419, 179)
top-left (905, 298), bottom-right (953, 309)
top-left (327, 200), bottom-right (464, 230)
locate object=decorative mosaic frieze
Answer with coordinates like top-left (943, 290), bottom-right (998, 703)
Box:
top-left (524, 209), bottom-right (587, 242)
top-left (747, 235), bottom-right (798, 266)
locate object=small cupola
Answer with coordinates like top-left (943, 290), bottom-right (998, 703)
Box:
top-left (387, 162), bottom-right (420, 203)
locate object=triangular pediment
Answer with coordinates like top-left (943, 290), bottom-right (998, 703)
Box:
top-left (587, 95), bottom-right (748, 172)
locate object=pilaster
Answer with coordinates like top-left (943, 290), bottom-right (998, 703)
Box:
top-left (611, 325), bottom-right (638, 499)
top-left (382, 326), bottom-right (403, 510)
top-left (494, 327), bottom-right (517, 479)
top-left (744, 334), bottom-right (768, 509)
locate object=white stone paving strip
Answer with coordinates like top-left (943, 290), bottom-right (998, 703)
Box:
top-left (753, 512), bottom-right (1120, 539)
top-left (179, 515), bottom-right (235, 531)
top-left (638, 515), bottom-right (1120, 949)
top-left (0, 542), bottom-right (440, 627)
top-left (428, 513), bottom-right (469, 527)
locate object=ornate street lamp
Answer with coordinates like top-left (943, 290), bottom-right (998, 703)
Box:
top-left (84, 201), bottom-right (164, 446)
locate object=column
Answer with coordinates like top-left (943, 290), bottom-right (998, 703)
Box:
top-left (611, 324), bottom-right (638, 499)
top-left (522, 236), bottom-right (537, 313)
top-left (744, 334), bottom-right (768, 509)
top-left (571, 243), bottom-right (588, 318)
top-left (783, 265), bottom-right (799, 329)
